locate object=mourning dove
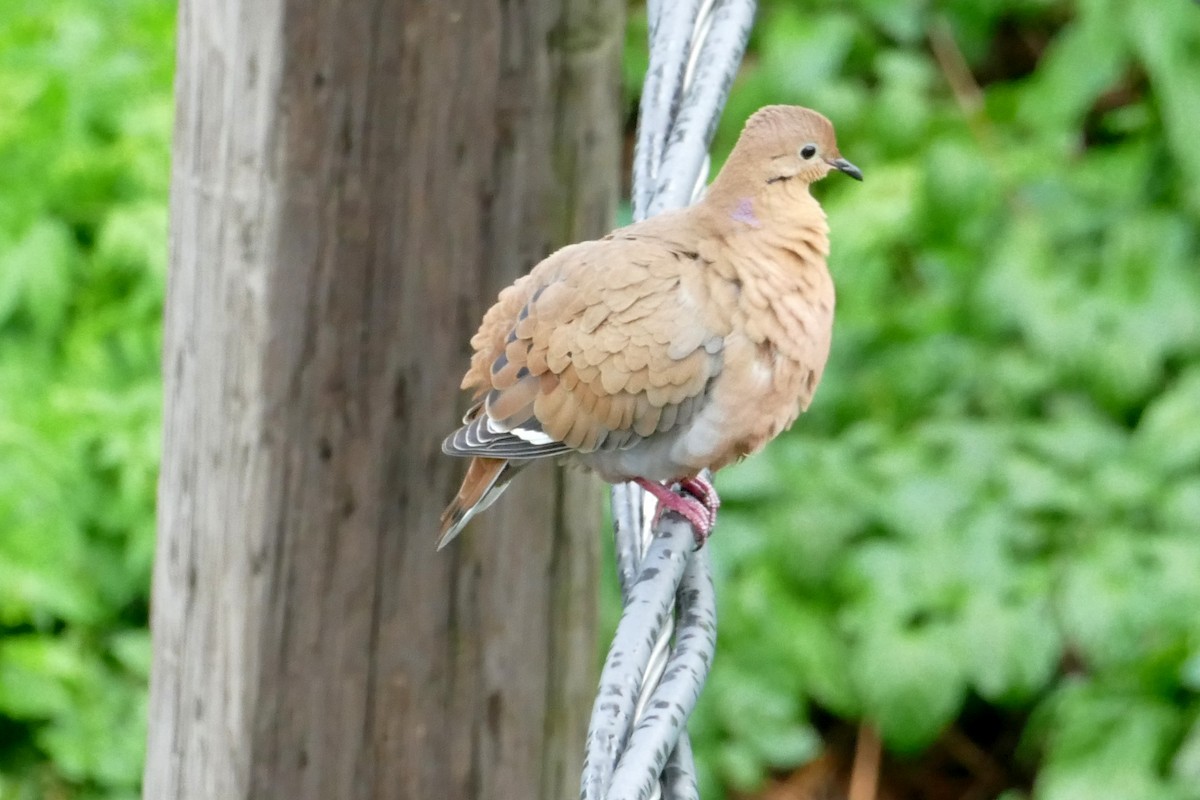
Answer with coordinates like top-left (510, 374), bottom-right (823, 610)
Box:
top-left (438, 105), bottom-right (861, 549)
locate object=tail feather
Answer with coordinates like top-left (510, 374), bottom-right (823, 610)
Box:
top-left (437, 457), bottom-right (520, 549)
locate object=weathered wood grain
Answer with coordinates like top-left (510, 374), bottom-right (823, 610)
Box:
top-left (145, 1), bottom-right (622, 798)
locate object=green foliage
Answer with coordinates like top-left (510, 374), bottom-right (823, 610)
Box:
top-left (626, 0), bottom-right (1200, 796)
top-left (0, 0), bottom-right (172, 796)
top-left (4, 0), bottom-right (1199, 796)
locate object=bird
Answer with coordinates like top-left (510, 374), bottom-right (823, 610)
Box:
top-left (437, 105), bottom-right (861, 550)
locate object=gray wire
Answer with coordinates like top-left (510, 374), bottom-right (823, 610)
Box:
top-left (581, 519), bottom-right (695, 800)
top-left (607, 544), bottom-right (718, 800)
top-left (585, 2), bottom-right (756, 799)
top-left (610, 482), bottom-right (645, 601)
top-left (647, 0), bottom-right (756, 217)
top-left (662, 733), bottom-right (700, 800)
top-left (633, 0), bottom-right (701, 220)
top-left (616, 0), bottom-right (754, 618)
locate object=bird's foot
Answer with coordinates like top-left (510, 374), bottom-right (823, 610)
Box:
top-left (679, 475), bottom-right (720, 520)
top-left (633, 477), bottom-right (716, 549)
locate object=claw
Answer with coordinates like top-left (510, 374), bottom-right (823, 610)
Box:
top-left (633, 477), bottom-right (718, 548)
top-left (680, 475), bottom-right (720, 519)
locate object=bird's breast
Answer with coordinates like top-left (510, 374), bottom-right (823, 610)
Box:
top-left (698, 232), bottom-right (836, 464)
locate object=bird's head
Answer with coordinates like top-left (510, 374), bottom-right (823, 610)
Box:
top-left (719, 105), bottom-right (862, 191)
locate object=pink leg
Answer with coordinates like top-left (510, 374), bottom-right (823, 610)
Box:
top-left (633, 478), bottom-right (714, 549)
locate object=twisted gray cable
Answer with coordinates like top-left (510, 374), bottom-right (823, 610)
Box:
top-left (580, 3), bottom-right (756, 799)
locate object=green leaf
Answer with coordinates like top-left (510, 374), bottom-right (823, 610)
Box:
top-left (959, 592), bottom-right (1062, 703)
top-left (716, 739), bottom-right (766, 793)
top-left (1126, 0), bottom-right (1200, 211)
top-left (851, 621), bottom-right (965, 752)
top-left (0, 636), bottom-right (78, 719)
top-left (1134, 368), bottom-right (1200, 476)
top-left (1017, 0), bottom-right (1129, 140)
top-left (1032, 679), bottom-right (1189, 800)
top-left (0, 219), bottom-right (74, 332)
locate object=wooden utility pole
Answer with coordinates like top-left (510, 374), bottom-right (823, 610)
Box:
top-left (145, 1), bottom-right (621, 798)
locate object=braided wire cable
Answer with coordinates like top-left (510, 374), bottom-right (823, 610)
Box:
top-left (580, 3), bottom-right (756, 799)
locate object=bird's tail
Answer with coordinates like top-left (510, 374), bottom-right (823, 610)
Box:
top-left (436, 457), bottom-right (521, 550)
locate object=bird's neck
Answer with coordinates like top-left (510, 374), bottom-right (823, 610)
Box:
top-left (703, 181), bottom-right (835, 366)
top-left (704, 178), bottom-right (830, 250)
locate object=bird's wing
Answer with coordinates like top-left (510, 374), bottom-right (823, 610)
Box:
top-left (444, 225), bottom-right (734, 459)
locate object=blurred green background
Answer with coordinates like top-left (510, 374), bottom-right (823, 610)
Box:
top-left (1, 0), bottom-right (1199, 798)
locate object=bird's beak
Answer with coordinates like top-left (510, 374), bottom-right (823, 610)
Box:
top-left (828, 157), bottom-right (863, 181)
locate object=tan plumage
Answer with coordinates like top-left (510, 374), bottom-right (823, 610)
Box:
top-left (437, 105), bottom-right (862, 548)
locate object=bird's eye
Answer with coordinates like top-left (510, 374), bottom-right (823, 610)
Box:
top-left (800, 144), bottom-right (817, 159)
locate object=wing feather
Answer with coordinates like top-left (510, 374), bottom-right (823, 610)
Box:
top-left (446, 219), bottom-right (732, 462)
